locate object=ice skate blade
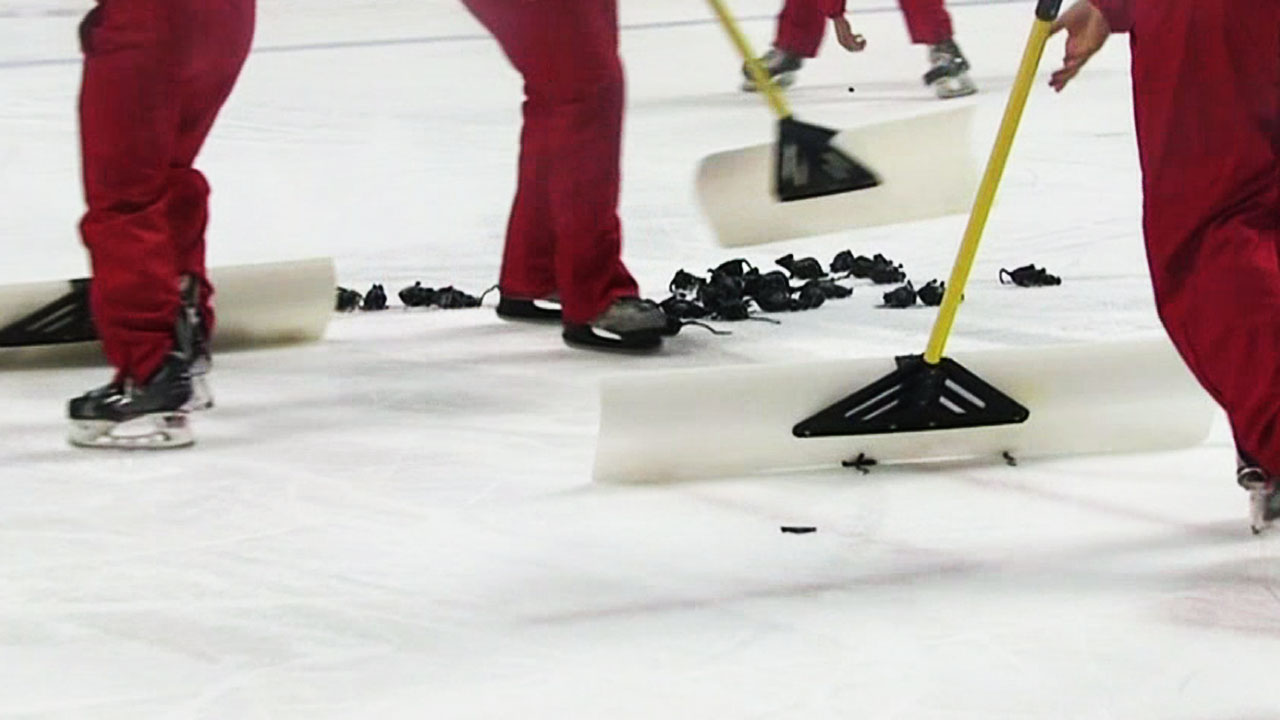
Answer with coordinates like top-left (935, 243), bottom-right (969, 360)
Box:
top-left (496, 297), bottom-right (562, 323)
top-left (563, 325), bottom-right (663, 354)
top-left (1248, 490), bottom-right (1274, 535)
top-left (933, 73), bottom-right (978, 99)
top-left (742, 72), bottom-right (795, 93)
top-left (69, 413), bottom-right (194, 450)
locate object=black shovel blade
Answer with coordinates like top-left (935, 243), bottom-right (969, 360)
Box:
top-left (793, 354), bottom-right (1030, 438)
top-left (775, 117), bottom-right (881, 202)
top-left (0, 279), bottom-right (96, 348)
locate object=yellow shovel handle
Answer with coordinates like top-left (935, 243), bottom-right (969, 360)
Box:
top-left (924, 18), bottom-right (1055, 364)
top-left (704, 0), bottom-right (792, 119)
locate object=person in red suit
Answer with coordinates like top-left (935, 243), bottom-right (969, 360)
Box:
top-left (745, 0), bottom-right (977, 99)
top-left (68, 0), bottom-right (255, 449)
top-left (463, 0), bottom-right (669, 352)
top-left (1051, 0), bottom-right (1280, 533)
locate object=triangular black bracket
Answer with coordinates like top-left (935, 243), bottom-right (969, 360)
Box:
top-left (793, 354), bottom-right (1030, 438)
top-left (0, 278), bottom-right (97, 348)
top-left (775, 117), bottom-right (881, 202)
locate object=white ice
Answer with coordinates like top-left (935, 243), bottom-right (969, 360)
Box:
top-left (1, 1), bottom-right (1277, 718)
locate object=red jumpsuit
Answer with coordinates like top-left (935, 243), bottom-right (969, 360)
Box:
top-left (78, 0), bottom-right (254, 383)
top-left (1092, 0), bottom-right (1280, 472)
top-left (774, 0), bottom-right (954, 58)
top-left (461, 0), bottom-right (640, 326)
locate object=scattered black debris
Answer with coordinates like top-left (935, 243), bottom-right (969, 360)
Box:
top-left (398, 281), bottom-right (434, 307)
top-left (841, 452), bottom-right (878, 474)
top-left (335, 286), bottom-right (363, 312)
top-left (348, 248), bottom-right (923, 326)
top-left (792, 283), bottom-right (827, 310)
top-left (832, 251), bottom-right (907, 284)
top-left (1000, 264), bottom-right (1061, 287)
top-left (882, 281), bottom-right (917, 308)
top-left (709, 298), bottom-right (752, 321)
top-left (699, 267), bottom-right (748, 316)
top-left (869, 260), bottom-right (907, 285)
top-left (361, 284), bottom-right (387, 311)
top-left (658, 296), bottom-right (731, 336)
top-left (744, 269), bottom-right (790, 300)
top-left (917, 279), bottom-right (946, 307)
top-left (713, 258), bottom-right (755, 278)
top-left (754, 287), bottom-right (792, 313)
top-left (803, 278), bottom-right (854, 299)
top-left (431, 286), bottom-right (484, 309)
top-left (776, 253), bottom-right (827, 280)
top-left (669, 269), bottom-right (706, 299)
top-left (337, 281), bottom-right (491, 312)
top-left (780, 526), bottom-right (817, 534)
top-left (830, 250), bottom-right (859, 275)
top-left (662, 255), bottom-right (859, 328)
top-left (660, 296), bottom-right (711, 320)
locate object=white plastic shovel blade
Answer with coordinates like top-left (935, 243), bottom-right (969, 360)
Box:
top-left (696, 105), bottom-right (980, 247)
top-left (0, 257), bottom-right (335, 367)
top-left (207, 256), bottom-right (336, 349)
top-left (594, 339), bottom-right (1214, 484)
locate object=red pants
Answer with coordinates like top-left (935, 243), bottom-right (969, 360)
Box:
top-left (79, 0), bottom-right (254, 382)
top-left (775, 0), bottom-right (953, 58)
top-left (462, 0), bottom-right (639, 325)
top-left (1127, 0), bottom-right (1280, 471)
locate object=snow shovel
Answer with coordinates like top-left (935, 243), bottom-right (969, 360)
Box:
top-left (593, 0), bottom-right (1215, 483)
top-left (790, 0), bottom-right (1076, 441)
top-left (698, 0), bottom-right (980, 247)
top-left (0, 257), bottom-right (335, 367)
top-left (707, 0), bottom-right (878, 204)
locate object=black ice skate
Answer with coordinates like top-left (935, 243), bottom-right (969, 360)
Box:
top-left (181, 275), bottom-right (214, 411)
top-left (1237, 460), bottom-right (1280, 535)
top-left (496, 293), bottom-right (562, 322)
top-left (924, 39), bottom-right (977, 99)
top-left (68, 288), bottom-right (205, 449)
top-left (742, 48), bottom-right (803, 92)
top-left (563, 297), bottom-right (667, 352)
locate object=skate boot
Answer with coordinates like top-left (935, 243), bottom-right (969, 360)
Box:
top-left (742, 47), bottom-right (803, 92)
top-left (563, 297), bottom-right (667, 352)
top-left (180, 275), bottom-right (214, 411)
top-left (496, 293), bottom-right (562, 323)
top-left (1237, 459), bottom-right (1280, 535)
top-left (924, 39), bottom-right (977, 99)
top-left (68, 295), bottom-right (202, 449)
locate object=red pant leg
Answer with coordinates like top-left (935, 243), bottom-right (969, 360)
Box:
top-left (897, 0), bottom-right (953, 45)
top-left (168, 0), bottom-right (255, 335)
top-left (774, 0), bottom-right (830, 58)
top-left (79, 0), bottom-right (182, 380)
top-left (496, 101), bottom-right (557, 300)
top-left (463, 0), bottom-right (638, 324)
top-left (1130, 0), bottom-right (1280, 470)
top-left (78, 0), bottom-right (252, 381)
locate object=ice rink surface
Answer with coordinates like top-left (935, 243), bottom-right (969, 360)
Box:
top-left (2, 1), bottom-right (1278, 717)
